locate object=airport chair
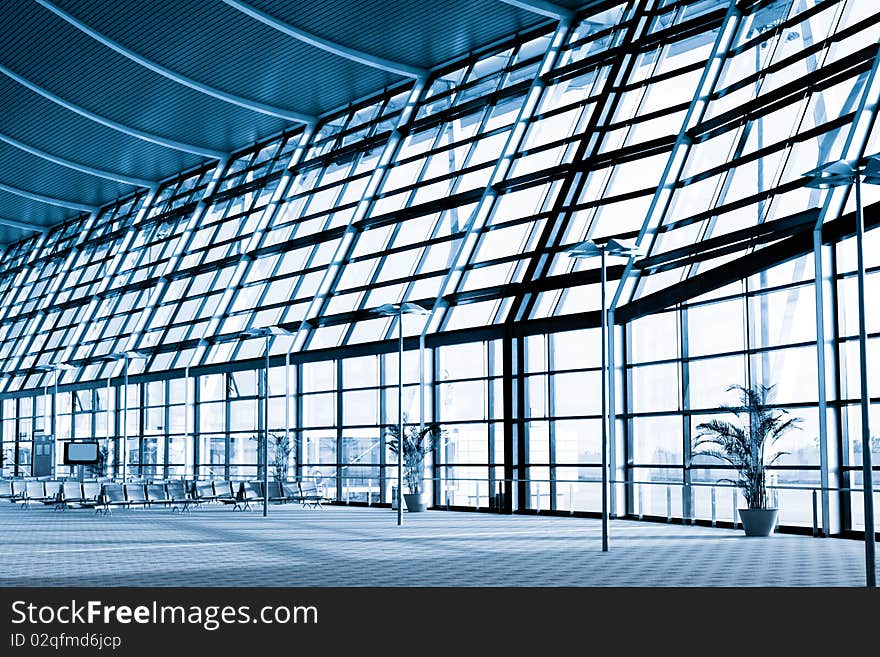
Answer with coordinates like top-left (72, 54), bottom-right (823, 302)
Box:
top-left (56, 482), bottom-right (84, 511)
top-left (80, 482), bottom-right (103, 511)
top-left (0, 479), bottom-right (20, 503)
top-left (264, 481), bottom-right (286, 504)
top-left (98, 483), bottom-right (129, 515)
top-left (234, 482), bottom-right (263, 511)
top-left (10, 480), bottom-right (29, 507)
top-left (214, 480), bottom-right (236, 504)
top-left (40, 481), bottom-right (64, 508)
top-left (124, 483), bottom-right (149, 508)
top-left (146, 483), bottom-right (172, 508)
top-left (20, 481), bottom-right (49, 509)
top-left (295, 480), bottom-right (327, 509)
top-left (193, 480), bottom-right (218, 504)
top-left (220, 482), bottom-right (246, 510)
top-left (166, 480), bottom-right (193, 513)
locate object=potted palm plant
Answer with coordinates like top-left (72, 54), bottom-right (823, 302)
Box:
top-left (693, 384), bottom-right (801, 536)
top-left (250, 431), bottom-right (298, 482)
top-left (386, 420), bottom-right (442, 512)
top-left (269, 431), bottom-right (296, 483)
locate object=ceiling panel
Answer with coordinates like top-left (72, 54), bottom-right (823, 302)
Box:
top-left (0, 0), bottom-right (577, 244)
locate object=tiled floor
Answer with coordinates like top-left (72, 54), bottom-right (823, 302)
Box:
top-left (0, 503), bottom-right (873, 586)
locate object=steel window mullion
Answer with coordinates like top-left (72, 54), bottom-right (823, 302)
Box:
top-left (56, 189), bottom-right (160, 368)
top-left (679, 305), bottom-right (692, 522)
top-left (487, 340), bottom-right (498, 507)
top-left (546, 332), bottom-right (557, 511)
top-left (289, 80), bottom-right (426, 352)
top-left (6, 212), bottom-right (101, 375)
top-left (508, 1), bottom-right (653, 324)
top-left (122, 159), bottom-right (230, 358)
top-left (686, 3), bottom-right (854, 283)
top-left (610, 0), bottom-right (744, 313)
top-left (422, 20), bottom-right (573, 340)
top-left (224, 373), bottom-right (231, 480)
top-left (163, 379), bottom-right (171, 479)
top-left (336, 358), bottom-right (343, 502)
top-left (159, 133), bottom-right (324, 364)
top-left (338, 80), bottom-right (505, 346)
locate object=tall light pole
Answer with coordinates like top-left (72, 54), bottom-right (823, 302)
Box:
top-left (105, 351), bottom-right (148, 481)
top-left (243, 325), bottom-right (292, 517)
top-left (370, 302), bottom-right (430, 526)
top-left (567, 238), bottom-right (643, 552)
top-left (805, 153), bottom-right (880, 587)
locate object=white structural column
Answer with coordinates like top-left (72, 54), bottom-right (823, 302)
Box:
top-left (810, 41), bottom-right (880, 536)
top-left (290, 80), bottom-right (426, 353)
top-left (421, 21), bottom-right (571, 339)
top-left (36, 0), bottom-right (315, 124)
top-left (121, 160), bottom-right (230, 356)
top-left (190, 123), bottom-right (317, 366)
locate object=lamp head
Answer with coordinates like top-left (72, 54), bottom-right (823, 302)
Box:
top-left (35, 362), bottom-right (74, 372)
top-left (604, 238), bottom-right (644, 258)
top-left (803, 159), bottom-right (858, 188)
top-left (242, 325), bottom-right (291, 339)
top-left (862, 154), bottom-right (880, 185)
top-left (565, 241), bottom-right (603, 259)
top-left (371, 302), bottom-right (429, 317)
top-left (566, 238), bottom-right (643, 259)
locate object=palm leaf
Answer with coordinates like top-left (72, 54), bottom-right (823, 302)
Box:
top-left (385, 418), bottom-right (444, 494)
top-left (691, 383), bottom-right (802, 509)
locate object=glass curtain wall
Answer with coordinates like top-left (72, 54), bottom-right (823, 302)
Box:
top-left (0, 0), bottom-right (877, 534)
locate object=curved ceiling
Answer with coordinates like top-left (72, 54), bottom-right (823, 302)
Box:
top-left (0, 0), bottom-right (573, 244)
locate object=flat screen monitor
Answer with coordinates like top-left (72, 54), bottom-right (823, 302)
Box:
top-left (63, 441), bottom-right (100, 465)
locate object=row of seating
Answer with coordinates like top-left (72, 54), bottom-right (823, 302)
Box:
top-left (0, 479), bottom-right (329, 513)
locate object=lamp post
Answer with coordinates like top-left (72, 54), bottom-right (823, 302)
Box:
top-left (105, 351), bottom-right (148, 481)
top-left (566, 238), bottom-right (643, 552)
top-left (370, 302), bottom-right (430, 526)
top-left (243, 326), bottom-right (292, 517)
top-left (805, 154), bottom-right (880, 588)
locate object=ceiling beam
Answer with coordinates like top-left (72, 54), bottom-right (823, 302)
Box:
top-left (0, 63), bottom-right (225, 159)
top-left (221, 0), bottom-right (428, 79)
top-left (36, 0), bottom-right (316, 124)
top-left (0, 180), bottom-right (98, 213)
top-left (0, 131), bottom-right (154, 188)
top-left (497, 0), bottom-right (575, 21)
top-left (0, 216), bottom-right (49, 233)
